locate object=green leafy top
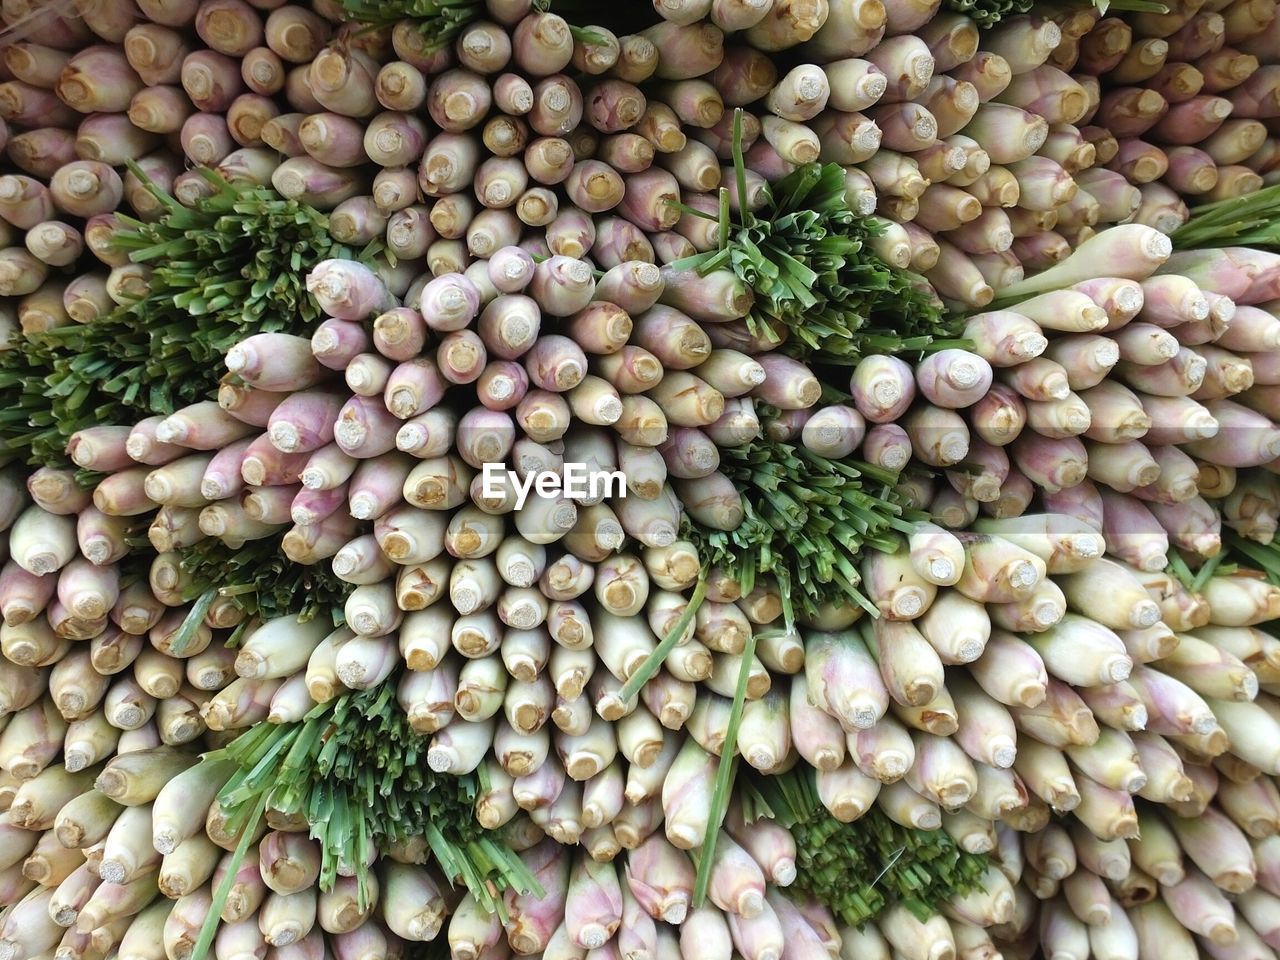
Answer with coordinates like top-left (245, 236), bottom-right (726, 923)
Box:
top-left (1165, 526), bottom-right (1280, 596)
top-left (944, 0), bottom-right (1167, 26)
top-left (91, 166), bottom-right (374, 411)
top-left (340, 0), bottom-right (490, 47)
top-left (1215, 533), bottom-right (1280, 585)
top-left (1172, 184), bottom-right (1280, 250)
top-left (941, 0), bottom-right (1034, 28)
top-left (0, 328), bottom-right (79, 470)
top-left (168, 537), bottom-right (356, 654)
top-left (1088, 0), bottom-right (1170, 13)
top-left (0, 167), bottom-right (371, 468)
top-left (742, 768), bottom-right (990, 928)
top-left (671, 111), bottom-right (958, 364)
top-left (340, 0), bottom-right (615, 49)
top-left (682, 434), bottom-right (922, 626)
top-left (1165, 547), bottom-right (1228, 594)
top-left (191, 682), bottom-right (540, 959)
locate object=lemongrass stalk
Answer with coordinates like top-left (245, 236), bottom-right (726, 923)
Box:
top-left (1009, 675), bottom-right (1100, 748)
top-left (804, 630), bottom-right (889, 732)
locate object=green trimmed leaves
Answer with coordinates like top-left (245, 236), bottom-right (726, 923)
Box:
top-left (341, 0), bottom-right (492, 48)
top-left (744, 768), bottom-right (989, 928)
top-left (683, 434), bottom-right (922, 626)
top-left (200, 681), bottom-right (540, 942)
top-left (942, 0), bottom-right (1033, 28)
top-left (0, 168), bottom-right (369, 468)
top-left (1173, 184), bottom-right (1280, 250)
top-left (946, 0), bottom-right (1167, 26)
top-left (0, 330), bottom-right (78, 469)
top-left (671, 111), bottom-right (958, 364)
top-left (172, 536), bottom-right (355, 648)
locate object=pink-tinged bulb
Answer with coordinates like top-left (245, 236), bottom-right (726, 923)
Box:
top-left (565, 854), bottom-right (623, 949)
top-left (625, 833), bottom-right (694, 924)
top-left (707, 832), bottom-right (767, 918)
top-left (505, 839), bottom-right (571, 954)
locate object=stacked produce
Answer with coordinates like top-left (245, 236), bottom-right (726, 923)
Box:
top-left (796, 0), bottom-right (1280, 309)
top-left (0, 0), bottom-right (1275, 958)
